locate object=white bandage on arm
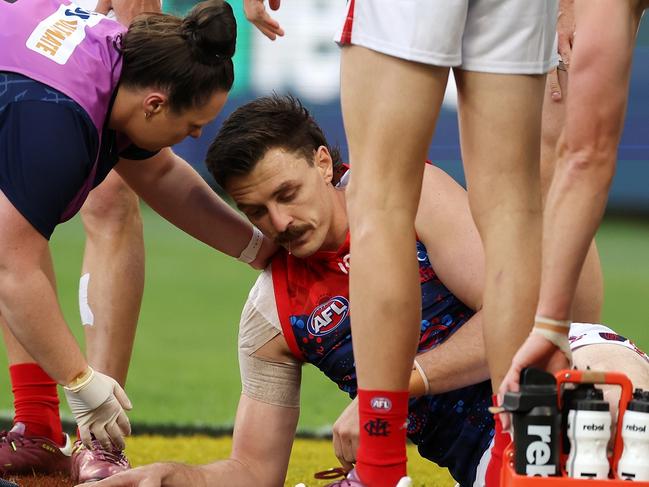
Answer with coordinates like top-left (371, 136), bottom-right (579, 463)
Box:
top-left (239, 350), bottom-right (302, 408)
top-left (238, 269), bottom-right (301, 407)
top-left (78, 273), bottom-right (94, 326)
top-left (531, 314), bottom-right (572, 360)
top-left (238, 227), bottom-right (264, 264)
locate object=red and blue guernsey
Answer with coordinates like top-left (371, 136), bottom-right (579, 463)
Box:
top-left (272, 234), bottom-right (494, 487)
top-left (0, 0), bottom-right (124, 219)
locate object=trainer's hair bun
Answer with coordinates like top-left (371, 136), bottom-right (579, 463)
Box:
top-left (181, 0), bottom-right (236, 66)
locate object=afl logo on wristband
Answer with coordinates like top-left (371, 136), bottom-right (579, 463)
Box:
top-left (371, 397), bottom-right (392, 412)
top-left (307, 296), bottom-right (349, 336)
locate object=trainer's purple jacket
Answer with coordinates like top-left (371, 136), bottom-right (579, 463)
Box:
top-left (0, 0), bottom-right (124, 219)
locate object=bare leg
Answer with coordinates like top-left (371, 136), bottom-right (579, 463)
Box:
top-left (341, 45), bottom-right (448, 486)
top-left (455, 69), bottom-right (546, 391)
top-left (540, 68), bottom-right (603, 322)
top-left (1, 251), bottom-right (58, 366)
top-left (80, 171), bottom-right (144, 387)
top-left (1, 251), bottom-right (66, 444)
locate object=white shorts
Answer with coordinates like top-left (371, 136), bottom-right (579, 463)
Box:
top-left (569, 322), bottom-right (649, 363)
top-left (335, 0), bottom-right (559, 74)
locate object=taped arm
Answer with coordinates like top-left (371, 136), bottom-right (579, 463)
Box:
top-left (238, 271), bottom-right (302, 407)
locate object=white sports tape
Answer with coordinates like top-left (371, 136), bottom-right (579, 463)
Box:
top-left (531, 326), bottom-right (572, 361)
top-left (239, 350), bottom-right (301, 408)
top-left (413, 358), bottom-right (430, 395)
top-left (78, 273), bottom-right (95, 327)
top-left (238, 227), bottom-right (264, 264)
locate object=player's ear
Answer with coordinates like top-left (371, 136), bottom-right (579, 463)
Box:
top-left (314, 146), bottom-right (333, 184)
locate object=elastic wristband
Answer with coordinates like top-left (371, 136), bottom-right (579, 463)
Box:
top-left (238, 227), bottom-right (263, 264)
top-left (531, 326), bottom-right (572, 360)
top-left (413, 358), bottom-right (430, 395)
top-left (535, 314), bottom-right (571, 328)
top-left (64, 366), bottom-right (94, 392)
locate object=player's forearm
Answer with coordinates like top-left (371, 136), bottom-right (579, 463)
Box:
top-left (118, 150), bottom-right (255, 259)
top-left (197, 458), bottom-right (272, 487)
top-left (411, 313), bottom-right (488, 396)
top-left (0, 267), bottom-right (87, 384)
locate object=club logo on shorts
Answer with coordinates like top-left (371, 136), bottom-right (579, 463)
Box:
top-left (370, 397), bottom-right (392, 412)
top-left (307, 296), bottom-right (349, 336)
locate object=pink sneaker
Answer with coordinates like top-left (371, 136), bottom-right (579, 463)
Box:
top-left (70, 440), bottom-right (130, 483)
top-left (315, 467), bottom-right (365, 486)
top-left (0, 422), bottom-right (72, 475)
top-left (311, 468), bottom-right (412, 487)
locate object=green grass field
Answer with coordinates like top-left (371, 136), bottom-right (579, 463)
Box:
top-left (5, 436), bottom-right (456, 487)
top-left (0, 208), bottom-right (648, 485)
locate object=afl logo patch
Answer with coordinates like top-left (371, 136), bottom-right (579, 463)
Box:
top-left (371, 397), bottom-right (392, 411)
top-left (307, 296), bottom-right (349, 336)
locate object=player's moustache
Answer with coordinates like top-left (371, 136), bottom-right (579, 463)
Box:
top-left (275, 224), bottom-right (312, 246)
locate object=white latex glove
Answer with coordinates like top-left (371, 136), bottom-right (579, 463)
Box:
top-left (64, 368), bottom-right (132, 450)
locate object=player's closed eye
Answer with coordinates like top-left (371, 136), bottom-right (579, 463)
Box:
top-left (277, 190), bottom-right (297, 203)
top-left (247, 207), bottom-right (267, 219)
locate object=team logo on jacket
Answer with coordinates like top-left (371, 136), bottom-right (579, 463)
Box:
top-left (307, 296), bottom-right (349, 336)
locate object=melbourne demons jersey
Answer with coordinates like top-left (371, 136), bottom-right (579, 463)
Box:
top-left (271, 233), bottom-right (494, 487)
top-left (0, 0), bottom-right (124, 219)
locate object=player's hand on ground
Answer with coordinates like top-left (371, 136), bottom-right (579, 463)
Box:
top-left (78, 463), bottom-right (176, 487)
top-left (94, 0), bottom-right (161, 25)
top-left (249, 236), bottom-right (279, 270)
top-left (557, 0), bottom-right (575, 67)
top-left (332, 397), bottom-right (359, 471)
top-left (244, 0), bottom-right (285, 40)
top-left (64, 369), bottom-right (132, 450)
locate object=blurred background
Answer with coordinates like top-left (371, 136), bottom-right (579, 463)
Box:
top-left (0, 1), bottom-right (647, 437)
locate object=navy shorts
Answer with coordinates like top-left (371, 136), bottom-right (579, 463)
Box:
top-left (0, 71), bottom-right (156, 239)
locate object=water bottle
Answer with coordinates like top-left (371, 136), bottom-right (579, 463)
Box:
top-left (561, 383), bottom-right (600, 455)
top-left (618, 389), bottom-right (649, 481)
top-left (566, 387), bottom-right (611, 479)
top-left (503, 368), bottom-right (561, 476)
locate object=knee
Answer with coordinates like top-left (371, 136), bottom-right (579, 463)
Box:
top-left (345, 179), bottom-right (419, 235)
top-left (81, 173), bottom-right (142, 236)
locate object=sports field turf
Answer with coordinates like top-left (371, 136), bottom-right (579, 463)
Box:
top-left (0, 208), bottom-right (647, 486)
top-left (4, 436), bottom-right (456, 487)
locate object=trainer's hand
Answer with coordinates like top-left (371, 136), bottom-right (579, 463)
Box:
top-left (64, 368), bottom-right (132, 451)
top-left (548, 68), bottom-right (564, 102)
top-left (244, 0), bottom-right (285, 40)
top-left (557, 0), bottom-right (575, 67)
top-left (498, 334), bottom-right (569, 429)
top-left (95, 0), bottom-right (161, 25)
top-left (332, 397), bottom-right (359, 472)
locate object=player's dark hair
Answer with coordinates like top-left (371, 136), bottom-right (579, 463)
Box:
top-left (206, 94), bottom-right (342, 188)
top-left (118, 0), bottom-right (235, 113)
